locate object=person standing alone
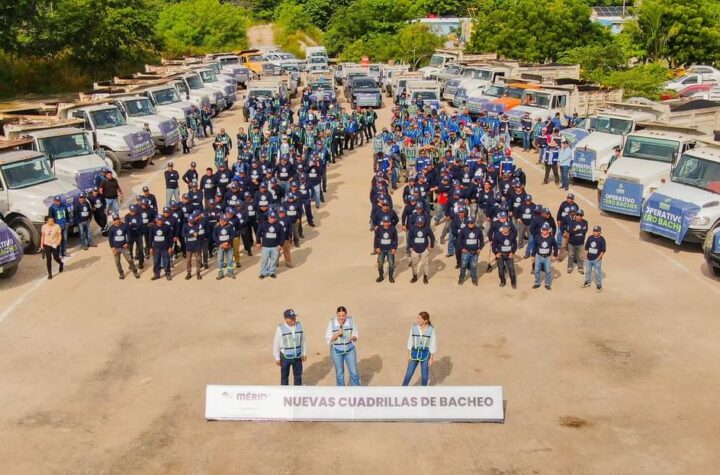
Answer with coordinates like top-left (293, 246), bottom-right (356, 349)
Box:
top-left (40, 215), bottom-right (63, 279)
top-left (325, 306), bottom-right (360, 386)
top-left (273, 309), bottom-right (306, 385)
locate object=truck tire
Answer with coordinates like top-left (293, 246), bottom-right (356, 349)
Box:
top-left (161, 144), bottom-right (177, 155)
top-left (9, 216), bottom-right (39, 254)
top-left (0, 264), bottom-right (19, 279)
top-left (105, 150), bottom-right (122, 174)
top-left (131, 160), bottom-right (149, 169)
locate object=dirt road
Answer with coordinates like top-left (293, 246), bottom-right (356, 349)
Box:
top-left (248, 24), bottom-right (275, 49)
top-left (0, 94), bottom-right (718, 474)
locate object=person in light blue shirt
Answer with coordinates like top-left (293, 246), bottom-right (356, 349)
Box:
top-left (557, 139), bottom-right (574, 191)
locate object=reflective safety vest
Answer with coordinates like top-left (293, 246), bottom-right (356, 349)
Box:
top-left (280, 322), bottom-right (304, 359)
top-left (330, 317), bottom-right (355, 354)
top-left (411, 324), bottom-right (433, 361)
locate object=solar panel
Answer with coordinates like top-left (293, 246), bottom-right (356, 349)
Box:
top-left (592, 6), bottom-right (628, 17)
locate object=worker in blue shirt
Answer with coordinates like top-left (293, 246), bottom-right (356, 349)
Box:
top-left (182, 213), bottom-right (205, 280)
top-left (124, 205), bottom-right (145, 270)
top-left (566, 209), bottom-right (589, 274)
top-left (532, 223), bottom-right (558, 290)
top-left (107, 214), bottom-right (139, 280)
top-left (256, 211), bottom-right (285, 279)
top-left (492, 222), bottom-right (518, 289)
top-left (407, 215), bottom-right (435, 284)
top-left (582, 225), bottom-right (606, 292)
top-left (556, 193), bottom-right (577, 246)
top-left (149, 214), bottom-right (173, 281)
top-left (47, 195), bottom-right (70, 257)
top-left (458, 218), bottom-right (483, 286)
top-left (374, 216), bottom-right (398, 283)
top-left (164, 162), bottom-right (180, 205)
top-left (74, 194), bottom-right (94, 250)
top-left (558, 139), bottom-right (573, 190)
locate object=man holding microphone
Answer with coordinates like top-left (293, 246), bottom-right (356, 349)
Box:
top-left (325, 306), bottom-right (360, 386)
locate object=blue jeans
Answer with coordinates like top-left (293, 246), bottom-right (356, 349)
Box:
top-left (524, 233), bottom-right (535, 258)
top-left (280, 354), bottom-right (303, 385)
top-left (538, 146), bottom-right (546, 163)
top-left (78, 221), bottom-right (91, 247)
top-left (260, 246), bottom-right (279, 276)
top-left (534, 255), bottom-right (552, 286)
top-left (391, 167), bottom-right (399, 188)
top-left (166, 188), bottom-right (180, 205)
top-left (585, 259), bottom-right (603, 287)
top-left (448, 231), bottom-right (457, 255)
top-left (522, 131), bottom-right (531, 150)
top-left (217, 246), bottom-right (234, 274)
top-left (402, 358), bottom-right (429, 386)
top-left (331, 346), bottom-right (360, 386)
top-left (460, 251), bottom-right (478, 281)
top-left (152, 248), bottom-right (171, 276)
top-left (560, 165), bottom-right (571, 190)
top-left (555, 228), bottom-right (564, 248)
top-left (377, 249), bottom-right (395, 275)
top-left (106, 198), bottom-right (120, 217)
top-left (312, 184), bottom-right (322, 207)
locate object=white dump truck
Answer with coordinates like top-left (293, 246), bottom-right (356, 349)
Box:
top-left (571, 99), bottom-right (720, 183)
top-left (0, 139), bottom-right (81, 252)
top-left (405, 80), bottom-right (441, 109)
top-left (94, 78), bottom-right (195, 124)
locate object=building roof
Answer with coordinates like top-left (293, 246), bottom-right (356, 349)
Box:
top-left (592, 6), bottom-right (629, 18)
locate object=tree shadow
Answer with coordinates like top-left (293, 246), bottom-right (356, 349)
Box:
top-left (358, 354), bottom-right (383, 386)
top-left (302, 355), bottom-right (333, 386)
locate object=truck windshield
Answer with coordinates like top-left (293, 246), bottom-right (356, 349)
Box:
top-left (311, 81), bottom-right (332, 91)
top-left (471, 70), bottom-right (493, 81)
top-left (484, 86), bottom-right (505, 97)
top-left (412, 91), bottom-right (438, 101)
top-left (248, 55), bottom-right (263, 62)
top-left (623, 136), bottom-right (678, 164)
top-left (123, 98), bottom-right (156, 116)
top-left (186, 75), bottom-right (204, 89)
top-left (39, 133), bottom-right (92, 159)
top-left (353, 79), bottom-right (377, 88)
top-left (521, 91), bottom-right (551, 108)
top-left (428, 55), bottom-right (445, 67)
top-left (1, 156), bottom-right (55, 189)
top-left (505, 87), bottom-right (525, 99)
top-left (152, 88), bottom-right (181, 105)
top-left (594, 116), bottom-right (633, 135)
top-left (446, 65), bottom-right (462, 75)
top-left (220, 57), bottom-right (239, 66)
top-left (249, 89), bottom-right (273, 98)
top-left (671, 153), bottom-right (720, 193)
top-left (90, 108), bottom-right (126, 129)
top-left (310, 57), bottom-right (327, 64)
top-left (199, 70), bottom-right (218, 83)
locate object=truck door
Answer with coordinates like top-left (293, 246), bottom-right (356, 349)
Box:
top-left (0, 173), bottom-right (8, 215)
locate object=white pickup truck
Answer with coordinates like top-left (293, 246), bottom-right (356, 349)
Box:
top-left (107, 95), bottom-right (180, 154)
top-left (571, 99), bottom-right (720, 183)
top-left (640, 143), bottom-right (720, 245)
top-left (598, 128), bottom-right (703, 217)
top-left (444, 65), bottom-right (511, 107)
top-left (405, 80), bottom-right (441, 109)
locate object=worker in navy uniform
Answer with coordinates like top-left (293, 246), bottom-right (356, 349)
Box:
top-left (556, 193), bottom-right (576, 246)
top-left (402, 311), bottom-right (437, 387)
top-left (582, 225), bottom-right (606, 292)
top-left (74, 194), bottom-right (94, 250)
top-left (458, 217), bottom-right (483, 286)
top-left (137, 198), bottom-right (156, 254)
top-left (213, 214), bottom-right (236, 280)
top-left (566, 208), bottom-right (588, 274)
top-left (200, 167), bottom-right (217, 208)
top-left (256, 211), bottom-right (285, 279)
top-left (532, 222), bottom-right (558, 290)
top-left (407, 215), bottom-right (435, 284)
top-left (141, 186), bottom-right (158, 211)
top-left (89, 187), bottom-right (108, 235)
top-left (108, 214), bottom-right (139, 280)
top-left (164, 162), bottom-right (180, 205)
top-left (492, 223), bottom-right (518, 288)
top-left (124, 204), bottom-right (145, 270)
top-left (515, 194), bottom-right (534, 249)
top-left (374, 215), bottom-right (398, 283)
top-left (149, 214), bottom-right (173, 281)
top-left (182, 213), bottom-right (204, 280)
top-left (273, 309), bottom-right (306, 386)
top-left (526, 207), bottom-right (557, 259)
top-left (325, 306), bottom-right (360, 386)
top-left (275, 206), bottom-right (294, 268)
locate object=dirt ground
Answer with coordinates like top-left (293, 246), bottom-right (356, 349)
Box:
top-left (248, 25), bottom-right (275, 49)
top-left (1, 87), bottom-right (719, 474)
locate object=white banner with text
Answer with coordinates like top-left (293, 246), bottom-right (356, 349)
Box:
top-left (205, 385), bottom-right (504, 422)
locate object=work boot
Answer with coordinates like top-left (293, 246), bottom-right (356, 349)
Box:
top-left (499, 280), bottom-right (506, 288)
top-left (458, 277), bottom-right (464, 285)
top-left (151, 275), bottom-right (161, 281)
top-left (59, 262), bottom-right (64, 273)
top-left (185, 273), bottom-right (192, 280)
top-left (133, 271), bottom-right (140, 279)
top-left (532, 284), bottom-right (540, 289)
top-left (376, 271), bottom-right (384, 283)
top-left (216, 272), bottom-right (225, 280)
top-left (138, 262), bottom-right (144, 270)
top-left (472, 279), bottom-right (478, 286)
top-left (511, 280), bottom-right (517, 289)
top-left (166, 274), bottom-right (172, 281)
top-left (410, 275), bottom-right (418, 283)
top-left (423, 276), bottom-right (429, 284)
top-left (248, 248), bottom-right (253, 256)
top-left (486, 263), bottom-right (493, 273)
top-left (197, 273), bottom-right (202, 280)
top-left (203, 263), bottom-right (209, 270)
top-left (388, 274), bottom-right (395, 283)
top-left (119, 272), bottom-right (125, 280)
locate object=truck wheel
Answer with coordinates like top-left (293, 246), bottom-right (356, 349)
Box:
top-left (9, 216), bottom-right (39, 254)
top-left (161, 144), bottom-right (177, 155)
top-left (0, 264), bottom-right (18, 279)
top-left (131, 160), bottom-right (149, 169)
top-left (105, 150), bottom-right (122, 174)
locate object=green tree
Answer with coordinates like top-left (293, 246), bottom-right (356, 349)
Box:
top-left (598, 62), bottom-right (670, 99)
top-left (157, 0), bottom-right (249, 57)
top-left (417, 0), bottom-right (475, 17)
top-left (468, 0), bottom-right (610, 62)
top-left (558, 43), bottom-right (628, 75)
top-left (0, 0), bottom-right (49, 55)
top-left (396, 23), bottom-right (444, 68)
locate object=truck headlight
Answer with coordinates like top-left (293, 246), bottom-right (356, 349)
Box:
top-left (691, 216), bottom-right (710, 227)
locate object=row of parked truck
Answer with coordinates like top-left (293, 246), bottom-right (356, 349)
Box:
top-left (0, 49), bottom-right (310, 263)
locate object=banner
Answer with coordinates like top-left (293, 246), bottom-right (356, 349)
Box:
top-left (0, 225), bottom-right (23, 266)
top-left (640, 193), bottom-right (700, 244)
top-left (205, 385), bottom-right (504, 423)
top-left (559, 128), bottom-right (590, 147)
top-left (158, 120), bottom-right (180, 147)
top-left (124, 131), bottom-right (155, 160)
top-left (600, 178), bottom-right (643, 216)
top-left (571, 148), bottom-right (595, 180)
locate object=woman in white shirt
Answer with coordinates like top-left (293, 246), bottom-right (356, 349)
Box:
top-left (325, 306), bottom-right (360, 386)
top-left (401, 311), bottom-right (437, 386)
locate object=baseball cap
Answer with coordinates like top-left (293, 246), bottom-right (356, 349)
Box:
top-left (577, 209), bottom-right (585, 216)
top-left (416, 215), bottom-right (426, 225)
top-left (524, 194), bottom-right (533, 201)
top-left (541, 223), bottom-right (551, 230)
top-left (567, 193), bottom-right (575, 199)
top-left (283, 309), bottom-right (297, 319)
top-left (53, 195), bottom-right (61, 201)
top-left (167, 162), bottom-right (174, 167)
top-left (498, 211), bottom-right (508, 218)
top-left (154, 214), bottom-right (163, 221)
top-left (162, 206), bottom-right (170, 213)
top-left (129, 204), bottom-right (138, 212)
top-left (542, 207), bottom-right (551, 214)
top-left (593, 225), bottom-right (602, 232)
top-left (142, 186), bottom-right (149, 192)
top-left (112, 214), bottom-right (121, 220)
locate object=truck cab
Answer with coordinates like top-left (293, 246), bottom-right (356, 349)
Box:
top-left (481, 83), bottom-right (541, 116)
top-left (598, 130), bottom-right (697, 217)
top-left (192, 67), bottom-right (236, 109)
top-left (466, 84), bottom-right (506, 116)
top-left (110, 96), bottom-right (180, 154)
top-left (0, 146), bottom-right (81, 252)
top-left (3, 122), bottom-right (115, 188)
top-left (434, 64), bottom-right (465, 93)
top-left (136, 84), bottom-right (194, 123)
top-left (405, 80), bottom-right (441, 109)
top-left (420, 53), bottom-right (457, 80)
top-left (448, 66), bottom-right (510, 108)
top-left (641, 144), bottom-right (720, 245)
top-left (210, 54), bottom-right (251, 87)
top-left (61, 103), bottom-right (155, 171)
top-left (243, 81), bottom-right (287, 121)
top-left (345, 76), bottom-right (382, 108)
top-left (238, 50), bottom-right (266, 76)
top-left (334, 63), bottom-right (358, 86)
